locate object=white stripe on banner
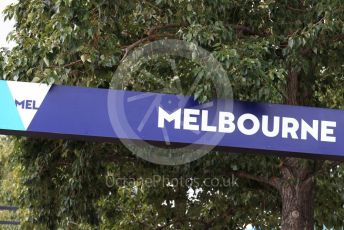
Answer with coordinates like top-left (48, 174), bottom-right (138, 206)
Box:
top-left (7, 81), bottom-right (51, 130)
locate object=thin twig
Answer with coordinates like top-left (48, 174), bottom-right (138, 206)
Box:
top-left (287, 5), bottom-right (309, 12)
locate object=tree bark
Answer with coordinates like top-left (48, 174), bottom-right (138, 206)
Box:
top-left (280, 68), bottom-right (315, 230)
top-left (280, 158), bottom-right (315, 230)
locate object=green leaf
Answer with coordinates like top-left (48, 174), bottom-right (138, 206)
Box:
top-left (43, 57), bottom-right (50, 66)
top-left (81, 54), bottom-right (87, 63)
top-left (288, 39), bottom-right (294, 49)
top-left (31, 77), bottom-right (41, 83)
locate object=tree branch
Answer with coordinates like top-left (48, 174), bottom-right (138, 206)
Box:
top-left (45, 59), bottom-right (83, 69)
top-left (121, 37), bottom-right (150, 62)
top-left (233, 171), bottom-right (281, 190)
top-left (287, 5), bottom-right (309, 12)
top-left (61, 59), bottom-right (83, 68)
top-left (231, 24), bottom-right (271, 37)
top-left (146, 24), bottom-right (183, 36)
top-left (333, 34), bottom-right (344, 42)
top-left (120, 32), bottom-right (176, 62)
top-left (232, 25), bottom-right (256, 35)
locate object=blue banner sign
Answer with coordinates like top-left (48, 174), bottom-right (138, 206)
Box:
top-left (0, 80), bottom-right (343, 159)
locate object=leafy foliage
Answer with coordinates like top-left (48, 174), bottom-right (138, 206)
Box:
top-left (0, 0), bottom-right (344, 229)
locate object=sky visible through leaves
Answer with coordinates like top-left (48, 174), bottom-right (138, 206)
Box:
top-left (0, 0), bottom-right (16, 48)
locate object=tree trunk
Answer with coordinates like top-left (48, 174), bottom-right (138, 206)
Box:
top-left (280, 68), bottom-right (315, 230)
top-left (280, 158), bottom-right (315, 230)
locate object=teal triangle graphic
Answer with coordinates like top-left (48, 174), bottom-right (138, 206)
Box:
top-left (0, 81), bottom-right (25, 131)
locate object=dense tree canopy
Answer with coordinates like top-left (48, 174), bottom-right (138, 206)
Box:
top-left (0, 0), bottom-right (344, 229)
